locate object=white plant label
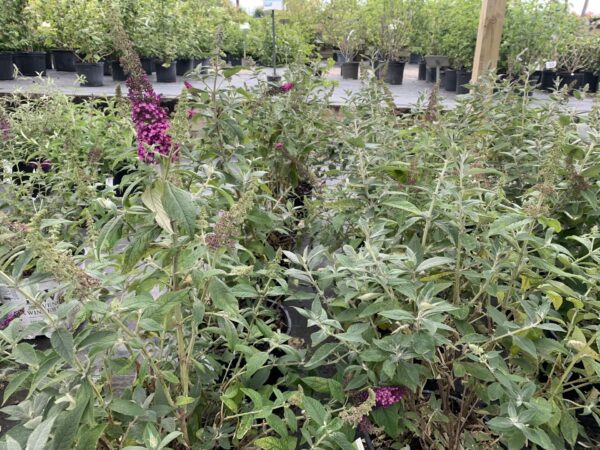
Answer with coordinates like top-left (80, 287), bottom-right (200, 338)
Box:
top-left (353, 438), bottom-right (366, 450)
top-left (545, 61), bottom-right (557, 70)
top-left (263, 0), bottom-right (284, 10)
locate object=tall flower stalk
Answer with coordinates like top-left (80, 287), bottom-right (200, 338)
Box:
top-left (109, 5), bottom-right (177, 164)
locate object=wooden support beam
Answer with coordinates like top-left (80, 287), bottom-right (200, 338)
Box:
top-left (471, 0), bottom-right (507, 82)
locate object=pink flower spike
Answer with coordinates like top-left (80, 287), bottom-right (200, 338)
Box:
top-left (187, 109), bottom-right (198, 120)
top-left (184, 81), bottom-right (193, 90)
top-left (274, 142), bottom-right (285, 150)
top-left (280, 82), bottom-right (294, 93)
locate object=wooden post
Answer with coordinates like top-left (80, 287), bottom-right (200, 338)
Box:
top-left (471, 0), bottom-right (507, 82)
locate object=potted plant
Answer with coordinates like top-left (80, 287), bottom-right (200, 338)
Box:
top-left (109, 0), bottom-right (140, 81)
top-left (379, 0), bottom-right (411, 85)
top-left (421, 0), bottom-right (446, 83)
top-left (36, 0), bottom-right (79, 72)
top-left (0, 0), bottom-right (22, 80)
top-left (174, 2), bottom-right (196, 76)
top-left (437, 0), bottom-right (479, 93)
top-left (147, 0), bottom-right (178, 83)
top-left (323, 0), bottom-right (366, 80)
top-left (223, 20), bottom-right (245, 67)
top-left (557, 34), bottom-right (596, 93)
top-left (12, 2), bottom-right (48, 77)
top-left (71, 0), bottom-right (109, 87)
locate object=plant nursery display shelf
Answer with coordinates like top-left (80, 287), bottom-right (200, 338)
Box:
top-left (0, 66), bottom-right (596, 113)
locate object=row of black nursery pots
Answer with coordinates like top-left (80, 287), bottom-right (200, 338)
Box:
top-left (419, 64), bottom-right (472, 95)
top-left (111, 58), bottom-right (210, 82)
top-left (341, 60), bottom-right (406, 84)
top-left (0, 50), bottom-right (210, 85)
top-left (0, 51), bottom-right (48, 79)
top-left (539, 70), bottom-right (598, 93)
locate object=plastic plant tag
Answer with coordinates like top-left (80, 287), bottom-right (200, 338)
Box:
top-left (263, 0), bottom-right (284, 10)
top-left (545, 61), bottom-right (557, 69)
top-left (353, 438), bottom-right (366, 450)
top-left (0, 280), bottom-right (63, 338)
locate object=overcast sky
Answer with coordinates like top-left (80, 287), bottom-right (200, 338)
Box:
top-left (232, 0), bottom-right (599, 14)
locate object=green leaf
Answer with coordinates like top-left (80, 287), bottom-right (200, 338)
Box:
top-left (462, 362), bottom-right (495, 382)
top-left (157, 431), bottom-right (182, 450)
top-left (236, 414), bottom-right (253, 440)
top-left (379, 309), bottom-right (414, 321)
top-left (372, 403), bottom-right (400, 437)
top-left (381, 200), bottom-right (423, 216)
top-left (304, 343), bottom-right (339, 369)
top-left (162, 182), bottom-right (197, 237)
top-left (560, 411), bottom-right (578, 446)
top-left (53, 382), bottom-right (91, 450)
top-left (176, 396), bottom-right (195, 406)
top-left (76, 425), bottom-right (107, 450)
top-left (110, 399), bottom-right (145, 417)
top-left (513, 336), bottom-right (537, 358)
top-left (25, 417), bottom-right (55, 450)
top-left (267, 414), bottom-right (288, 438)
top-left (416, 257), bottom-right (454, 273)
top-left (581, 164), bottom-right (600, 178)
top-left (302, 397), bottom-right (327, 425)
top-left (6, 436), bottom-right (22, 450)
top-left (302, 377), bottom-right (330, 393)
top-left (123, 226), bottom-right (161, 272)
top-left (245, 352), bottom-right (269, 378)
top-left (208, 278), bottom-right (239, 315)
top-left (51, 329), bottom-right (74, 363)
top-left (142, 183), bottom-right (174, 234)
top-left (3, 372), bottom-right (30, 404)
top-left (223, 66), bottom-right (243, 78)
top-left (254, 436), bottom-right (291, 450)
top-left (284, 407), bottom-right (297, 432)
top-left (13, 342), bottom-right (39, 366)
top-left (523, 427), bottom-right (555, 450)
top-left (95, 216), bottom-right (123, 259)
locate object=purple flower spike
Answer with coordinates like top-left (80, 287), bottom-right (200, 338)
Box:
top-left (126, 73), bottom-right (178, 163)
top-left (373, 386), bottom-right (407, 407)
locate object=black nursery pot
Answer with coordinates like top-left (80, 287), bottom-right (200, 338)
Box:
top-left (456, 70), bottom-right (472, 94)
top-left (585, 72), bottom-right (598, 93)
top-left (418, 61), bottom-right (427, 80)
top-left (341, 61), bottom-right (359, 80)
top-left (176, 58), bottom-right (193, 76)
top-left (227, 55), bottom-right (242, 67)
top-left (51, 50), bottom-right (76, 72)
top-left (557, 71), bottom-right (586, 93)
top-left (374, 59), bottom-right (385, 80)
top-left (102, 60), bottom-right (112, 76)
top-left (540, 70), bottom-right (556, 91)
top-left (384, 61), bottom-right (405, 85)
top-left (75, 62), bottom-right (104, 87)
top-left (140, 57), bottom-right (154, 75)
top-left (111, 60), bottom-right (127, 81)
top-left (0, 53), bottom-right (14, 80)
top-left (155, 61), bottom-right (177, 83)
top-left (45, 52), bottom-right (53, 70)
top-left (444, 68), bottom-right (457, 92)
top-left (195, 57), bottom-right (209, 74)
top-left (409, 53), bottom-right (422, 64)
top-left (426, 67), bottom-right (437, 83)
top-left (14, 52), bottom-right (47, 77)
